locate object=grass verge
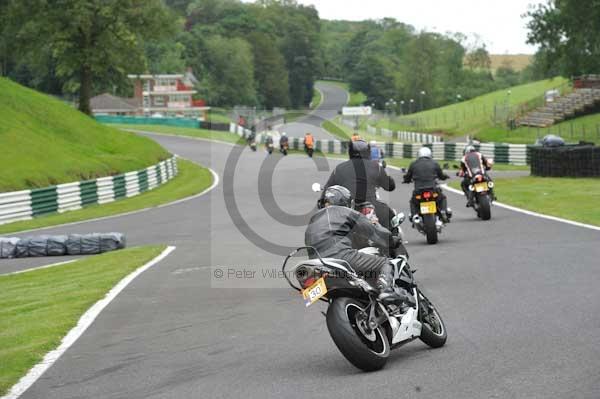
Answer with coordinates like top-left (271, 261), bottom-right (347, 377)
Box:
top-left (0, 159), bottom-right (212, 234)
top-left (311, 87), bottom-right (323, 109)
top-left (0, 78), bottom-right (169, 192)
top-left (371, 77), bottom-right (567, 140)
top-left (449, 176), bottom-right (600, 226)
top-left (475, 113), bottom-right (600, 144)
top-left (0, 245), bottom-right (167, 396)
top-left (109, 124), bottom-right (245, 144)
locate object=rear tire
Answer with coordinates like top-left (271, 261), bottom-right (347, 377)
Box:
top-left (479, 195), bottom-right (491, 220)
top-left (417, 290), bottom-right (447, 348)
top-left (326, 297), bottom-right (390, 371)
top-left (423, 214), bottom-right (438, 244)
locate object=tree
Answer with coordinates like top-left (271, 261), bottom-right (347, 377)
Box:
top-left (465, 46), bottom-right (492, 70)
top-left (248, 32), bottom-right (290, 109)
top-left (196, 35), bottom-right (256, 106)
top-left (526, 0), bottom-right (600, 77)
top-left (8, 0), bottom-right (174, 114)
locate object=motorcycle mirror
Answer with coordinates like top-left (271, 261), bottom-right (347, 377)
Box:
top-left (401, 167), bottom-right (407, 173)
top-left (311, 183), bottom-right (322, 192)
top-left (391, 212), bottom-right (405, 228)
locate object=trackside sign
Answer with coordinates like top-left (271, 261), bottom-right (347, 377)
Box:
top-left (342, 106), bottom-right (372, 116)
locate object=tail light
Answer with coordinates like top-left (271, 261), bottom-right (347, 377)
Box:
top-left (423, 191), bottom-right (432, 199)
top-left (301, 276), bottom-right (316, 289)
top-left (359, 207), bottom-right (374, 216)
top-left (476, 175), bottom-right (483, 182)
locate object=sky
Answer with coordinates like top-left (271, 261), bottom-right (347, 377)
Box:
top-left (293, 0), bottom-right (542, 54)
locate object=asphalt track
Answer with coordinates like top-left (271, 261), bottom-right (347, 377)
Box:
top-left (2, 85), bottom-right (600, 399)
top-left (276, 81), bottom-right (346, 140)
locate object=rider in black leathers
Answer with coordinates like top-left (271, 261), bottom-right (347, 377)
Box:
top-left (306, 185), bottom-right (412, 306)
top-left (403, 147), bottom-right (451, 223)
top-left (460, 145), bottom-right (495, 206)
top-left (322, 140), bottom-right (396, 230)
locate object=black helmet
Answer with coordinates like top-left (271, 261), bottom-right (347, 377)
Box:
top-left (320, 185), bottom-right (353, 208)
top-left (348, 139), bottom-right (371, 159)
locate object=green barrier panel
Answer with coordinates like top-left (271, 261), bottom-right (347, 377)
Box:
top-left (444, 143), bottom-right (456, 160)
top-left (328, 141), bottom-right (334, 153)
top-left (80, 180), bottom-right (98, 206)
top-left (138, 170), bottom-right (149, 193)
top-left (315, 140), bottom-right (322, 152)
top-left (385, 143), bottom-right (394, 156)
top-left (403, 143), bottom-right (412, 159)
top-left (113, 175), bottom-right (127, 199)
top-left (96, 115), bottom-right (200, 128)
top-left (494, 144), bottom-right (510, 163)
top-left (30, 186), bottom-right (58, 216)
top-left (155, 165), bottom-right (163, 185)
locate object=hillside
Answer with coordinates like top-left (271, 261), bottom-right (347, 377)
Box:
top-left (0, 78), bottom-right (169, 192)
top-left (372, 77), bottom-right (568, 140)
top-left (490, 54), bottom-right (533, 72)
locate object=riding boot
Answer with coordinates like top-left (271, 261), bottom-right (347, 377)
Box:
top-left (376, 263), bottom-right (414, 307)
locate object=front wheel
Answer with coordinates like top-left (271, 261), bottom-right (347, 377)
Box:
top-left (326, 297), bottom-right (390, 371)
top-left (478, 194), bottom-right (491, 220)
top-left (423, 214), bottom-right (438, 244)
top-left (417, 290), bottom-right (447, 348)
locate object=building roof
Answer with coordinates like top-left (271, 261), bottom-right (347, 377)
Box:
top-left (91, 93), bottom-right (138, 112)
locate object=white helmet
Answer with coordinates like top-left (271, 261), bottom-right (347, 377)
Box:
top-left (281, 132), bottom-right (286, 136)
top-left (418, 147), bottom-right (432, 159)
top-left (370, 140), bottom-right (377, 146)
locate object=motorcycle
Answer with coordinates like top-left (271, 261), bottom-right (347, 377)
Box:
top-left (266, 142), bottom-right (274, 155)
top-left (467, 172), bottom-right (494, 220)
top-left (411, 188), bottom-right (448, 245)
top-left (247, 136), bottom-right (257, 152)
top-left (305, 143), bottom-right (314, 158)
top-left (280, 142), bottom-right (289, 156)
top-left (282, 209), bottom-right (447, 371)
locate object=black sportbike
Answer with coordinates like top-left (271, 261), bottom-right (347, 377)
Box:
top-left (282, 229), bottom-right (447, 371)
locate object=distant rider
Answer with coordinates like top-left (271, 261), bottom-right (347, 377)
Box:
top-left (459, 145), bottom-right (495, 206)
top-left (370, 140), bottom-right (386, 168)
top-left (246, 126), bottom-right (256, 146)
top-left (304, 132), bottom-right (314, 151)
top-left (351, 132), bottom-right (361, 142)
top-left (403, 147), bottom-right (451, 223)
top-left (322, 140), bottom-right (396, 230)
top-left (279, 132), bottom-right (289, 148)
top-left (305, 185), bottom-right (412, 306)
top-left (265, 133), bottom-right (274, 153)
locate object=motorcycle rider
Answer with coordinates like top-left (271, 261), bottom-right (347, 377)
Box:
top-left (279, 132), bottom-right (289, 152)
top-left (265, 133), bottom-right (274, 153)
top-left (459, 145), bottom-right (495, 206)
top-left (403, 147), bottom-right (451, 223)
top-left (306, 185), bottom-right (413, 306)
top-left (351, 132), bottom-right (361, 142)
top-left (322, 139), bottom-right (396, 230)
top-left (304, 132), bottom-right (314, 156)
top-left (370, 140), bottom-right (386, 168)
top-left (246, 126), bottom-right (256, 149)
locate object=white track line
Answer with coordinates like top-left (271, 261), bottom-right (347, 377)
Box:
top-left (2, 259), bottom-right (77, 276)
top-left (4, 161), bottom-right (219, 235)
top-left (1, 245), bottom-right (176, 399)
top-left (441, 184), bottom-right (600, 232)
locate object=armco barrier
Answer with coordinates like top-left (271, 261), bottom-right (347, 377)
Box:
top-left (96, 115), bottom-right (231, 132)
top-left (365, 125), bottom-right (442, 143)
top-left (0, 157), bottom-right (178, 226)
top-left (228, 123), bottom-right (530, 165)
